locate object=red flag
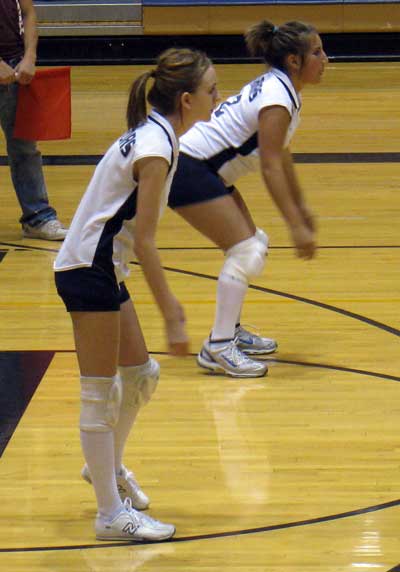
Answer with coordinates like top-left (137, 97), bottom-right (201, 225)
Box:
top-left (13, 67), bottom-right (71, 141)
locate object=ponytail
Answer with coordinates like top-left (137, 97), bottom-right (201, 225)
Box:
top-left (245, 20), bottom-right (276, 59)
top-left (245, 20), bottom-right (316, 71)
top-left (126, 71), bottom-right (153, 130)
top-left (126, 48), bottom-right (212, 130)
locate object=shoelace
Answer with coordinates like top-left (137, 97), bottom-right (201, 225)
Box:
top-left (123, 497), bottom-right (142, 525)
top-left (123, 497), bottom-right (162, 526)
top-left (236, 324), bottom-right (262, 342)
top-left (227, 339), bottom-right (256, 366)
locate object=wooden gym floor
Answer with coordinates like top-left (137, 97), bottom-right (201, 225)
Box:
top-left (0, 61), bottom-right (399, 571)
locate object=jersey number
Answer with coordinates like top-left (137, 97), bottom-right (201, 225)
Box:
top-left (214, 94), bottom-right (242, 117)
top-left (119, 130), bottom-right (136, 157)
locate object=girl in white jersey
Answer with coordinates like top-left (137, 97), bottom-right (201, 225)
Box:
top-left (168, 20), bottom-right (328, 378)
top-left (54, 48), bottom-right (218, 542)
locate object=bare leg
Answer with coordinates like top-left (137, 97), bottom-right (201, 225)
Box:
top-left (71, 311), bottom-right (120, 377)
top-left (118, 298), bottom-right (149, 367)
top-left (174, 190), bottom-right (255, 250)
top-left (174, 191), bottom-right (256, 339)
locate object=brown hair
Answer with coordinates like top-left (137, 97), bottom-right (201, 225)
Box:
top-left (245, 20), bottom-right (317, 71)
top-left (126, 47), bottom-right (212, 130)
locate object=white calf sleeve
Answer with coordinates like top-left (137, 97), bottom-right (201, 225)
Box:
top-left (80, 375), bottom-right (122, 432)
top-left (119, 358), bottom-right (160, 409)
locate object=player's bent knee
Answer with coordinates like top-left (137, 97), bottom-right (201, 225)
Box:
top-left (119, 357), bottom-right (160, 409)
top-left (222, 235), bottom-right (268, 284)
top-left (80, 375), bottom-right (122, 432)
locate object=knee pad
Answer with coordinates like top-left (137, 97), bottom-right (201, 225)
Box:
top-left (255, 227), bottom-right (269, 249)
top-left (222, 235), bottom-right (268, 284)
top-left (119, 357), bottom-right (160, 409)
top-left (80, 375), bottom-right (122, 432)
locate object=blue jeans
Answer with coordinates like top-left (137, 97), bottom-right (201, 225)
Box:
top-left (0, 62), bottom-right (57, 226)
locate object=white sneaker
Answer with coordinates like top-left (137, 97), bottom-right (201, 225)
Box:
top-left (82, 464), bottom-right (150, 510)
top-left (197, 338), bottom-right (268, 378)
top-left (95, 498), bottom-right (175, 542)
top-left (22, 219), bottom-right (68, 241)
top-left (235, 325), bottom-right (278, 355)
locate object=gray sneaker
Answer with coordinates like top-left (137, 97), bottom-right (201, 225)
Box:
top-left (95, 498), bottom-right (175, 542)
top-left (235, 325), bottom-right (278, 355)
top-left (197, 338), bottom-right (268, 378)
top-left (22, 219), bottom-right (68, 241)
top-left (82, 464), bottom-right (150, 510)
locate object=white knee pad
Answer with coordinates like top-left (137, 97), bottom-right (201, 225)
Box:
top-left (80, 375), bottom-right (122, 432)
top-left (222, 235), bottom-right (268, 284)
top-left (119, 357), bottom-right (160, 409)
top-left (255, 227), bottom-right (269, 248)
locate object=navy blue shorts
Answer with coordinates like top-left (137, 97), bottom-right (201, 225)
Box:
top-left (168, 153), bottom-right (234, 209)
top-left (55, 266), bottom-right (130, 312)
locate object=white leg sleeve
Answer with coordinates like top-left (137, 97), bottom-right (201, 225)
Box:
top-left (80, 375), bottom-right (122, 432)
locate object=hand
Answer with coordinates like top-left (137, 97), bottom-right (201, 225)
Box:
top-left (0, 60), bottom-right (17, 85)
top-left (14, 56), bottom-right (36, 85)
top-left (164, 297), bottom-right (190, 356)
top-left (290, 223), bottom-right (316, 260)
top-left (299, 202), bottom-right (317, 232)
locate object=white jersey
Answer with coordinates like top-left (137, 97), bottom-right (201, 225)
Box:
top-left (54, 110), bottom-right (178, 282)
top-left (180, 67), bottom-right (301, 186)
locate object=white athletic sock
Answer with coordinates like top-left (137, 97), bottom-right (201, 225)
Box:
top-left (80, 430), bottom-right (123, 520)
top-left (211, 273), bottom-right (248, 341)
top-left (113, 363), bottom-right (147, 471)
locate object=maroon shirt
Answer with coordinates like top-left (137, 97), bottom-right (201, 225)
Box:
top-left (0, 0), bottom-right (24, 60)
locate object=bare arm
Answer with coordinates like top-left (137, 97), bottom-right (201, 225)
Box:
top-left (15, 0), bottom-right (37, 84)
top-left (281, 147), bottom-right (316, 232)
top-left (258, 105), bottom-right (316, 259)
top-left (133, 156), bottom-right (189, 355)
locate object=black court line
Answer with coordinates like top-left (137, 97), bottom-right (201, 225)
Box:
top-left (148, 263), bottom-right (400, 338)
top-left (155, 351), bottom-right (400, 383)
top-left (1, 498), bottom-right (399, 553)
top-left (0, 353), bottom-right (398, 553)
top-left (59, 349), bottom-right (400, 383)
top-left (1, 152), bottom-right (400, 166)
top-left (0, 247), bottom-right (398, 556)
top-left (0, 243), bottom-right (399, 338)
top-left (1, 241), bottom-right (400, 252)
top-left (260, 357), bottom-right (400, 383)
top-left (159, 245), bottom-right (400, 250)
top-left (0, 244), bottom-right (398, 337)
top-left (388, 565), bottom-right (400, 571)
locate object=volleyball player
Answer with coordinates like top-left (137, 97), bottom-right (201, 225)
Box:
top-left (54, 48), bottom-right (218, 541)
top-left (168, 20), bottom-right (328, 378)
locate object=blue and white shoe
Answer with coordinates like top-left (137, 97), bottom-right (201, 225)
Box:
top-left (235, 325), bottom-right (278, 355)
top-left (197, 338), bottom-right (268, 378)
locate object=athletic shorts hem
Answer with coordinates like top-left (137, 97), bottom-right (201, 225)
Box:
top-left (55, 267), bottom-right (130, 312)
top-left (167, 153), bottom-right (234, 209)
